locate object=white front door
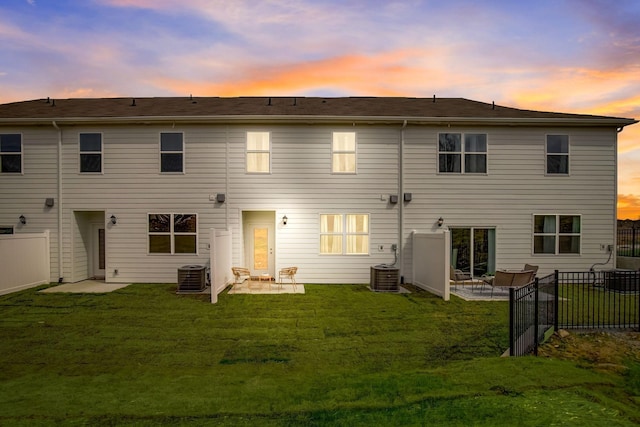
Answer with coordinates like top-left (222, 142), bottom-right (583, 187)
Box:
top-left (92, 224), bottom-right (106, 279)
top-left (243, 211), bottom-right (275, 277)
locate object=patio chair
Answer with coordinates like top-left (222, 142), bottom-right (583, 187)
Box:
top-left (231, 267), bottom-right (251, 284)
top-left (524, 264), bottom-right (539, 277)
top-left (278, 267), bottom-right (298, 291)
top-left (450, 265), bottom-right (473, 290)
top-left (484, 269), bottom-right (536, 297)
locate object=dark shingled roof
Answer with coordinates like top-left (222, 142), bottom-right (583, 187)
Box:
top-left (0, 96), bottom-right (636, 127)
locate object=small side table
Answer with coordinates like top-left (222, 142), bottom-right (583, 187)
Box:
top-left (258, 274), bottom-right (273, 290)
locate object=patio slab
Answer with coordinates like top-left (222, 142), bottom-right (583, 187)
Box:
top-left (228, 280), bottom-right (305, 294)
top-left (40, 280), bottom-right (131, 293)
top-left (450, 284), bottom-right (510, 301)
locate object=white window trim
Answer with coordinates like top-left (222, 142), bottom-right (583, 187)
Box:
top-left (246, 131), bottom-right (271, 174)
top-left (545, 134), bottom-right (570, 176)
top-left (437, 132), bottom-right (488, 174)
top-left (319, 213), bottom-right (370, 255)
top-left (0, 133), bottom-right (23, 175)
top-left (331, 131), bottom-right (357, 174)
top-left (532, 214), bottom-right (582, 255)
top-left (159, 132), bottom-right (185, 174)
top-left (78, 132), bottom-right (104, 174)
top-left (148, 213), bottom-right (198, 255)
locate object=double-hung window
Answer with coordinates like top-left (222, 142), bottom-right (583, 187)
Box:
top-left (320, 213), bottom-right (369, 255)
top-left (438, 133), bottom-right (487, 173)
top-left (160, 133), bottom-right (184, 173)
top-left (332, 132), bottom-right (356, 173)
top-left (79, 133), bottom-right (102, 173)
top-left (0, 134), bottom-right (22, 173)
top-left (533, 214), bottom-right (581, 254)
top-left (546, 135), bottom-right (569, 174)
top-left (246, 132), bottom-right (270, 173)
top-left (148, 214), bottom-right (197, 254)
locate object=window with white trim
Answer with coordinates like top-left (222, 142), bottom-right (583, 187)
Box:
top-left (160, 133), bottom-right (184, 173)
top-left (533, 214), bottom-right (581, 254)
top-left (79, 133), bottom-right (102, 173)
top-left (0, 134), bottom-right (22, 173)
top-left (546, 135), bottom-right (569, 174)
top-left (332, 132), bottom-right (356, 173)
top-left (320, 213), bottom-right (369, 254)
top-left (438, 133), bottom-right (487, 173)
top-left (148, 214), bottom-right (197, 254)
top-left (246, 132), bottom-right (270, 173)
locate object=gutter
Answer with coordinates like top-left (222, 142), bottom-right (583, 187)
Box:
top-left (398, 119), bottom-right (407, 283)
top-left (52, 121), bottom-right (63, 282)
top-left (3, 116), bottom-right (637, 128)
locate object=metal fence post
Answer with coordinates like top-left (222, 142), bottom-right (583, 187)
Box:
top-left (534, 277), bottom-right (539, 356)
top-left (554, 270), bottom-right (559, 332)
top-left (509, 287), bottom-right (515, 357)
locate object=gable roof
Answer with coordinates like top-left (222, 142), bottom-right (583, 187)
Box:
top-left (0, 96), bottom-right (636, 127)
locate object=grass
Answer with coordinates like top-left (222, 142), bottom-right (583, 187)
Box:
top-left (0, 283), bottom-right (639, 426)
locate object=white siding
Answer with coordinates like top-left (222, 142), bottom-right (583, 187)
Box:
top-left (0, 128), bottom-right (60, 282)
top-left (1, 121), bottom-right (619, 285)
top-left (401, 125), bottom-right (617, 280)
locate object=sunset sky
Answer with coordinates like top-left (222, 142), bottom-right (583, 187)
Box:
top-left (1, 0), bottom-right (639, 218)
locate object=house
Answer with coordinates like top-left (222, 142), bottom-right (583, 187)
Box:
top-left (0, 96), bottom-right (636, 287)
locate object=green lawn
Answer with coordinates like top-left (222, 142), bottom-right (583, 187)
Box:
top-left (0, 283), bottom-right (638, 426)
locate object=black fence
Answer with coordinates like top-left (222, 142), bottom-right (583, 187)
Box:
top-left (509, 270), bottom-right (640, 356)
top-left (509, 274), bottom-right (556, 356)
top-left (618, 228), bottom-right (640, 257)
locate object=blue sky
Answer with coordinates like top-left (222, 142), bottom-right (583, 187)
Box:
top-left (1, 0), bottom-right (639, 217)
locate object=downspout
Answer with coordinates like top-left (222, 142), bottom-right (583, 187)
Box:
top-left (398, 119), bottom-right (407, 283)
top-left (225, 125), bottom-right (230, 231)
top-left (52, 121), bottom-right (63, 282)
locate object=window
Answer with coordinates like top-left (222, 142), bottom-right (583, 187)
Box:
top-left (451, 227), bottom-right (496, 276)
top-left (79, 133), bottom-right (102, 173)
top-left (148, 214), bottom-right (197, 254)
top-left (246, 132), bottom-right (270, 173)
top-left (160, 133), bottom-right (184, 173)
top-left (546, 135), bottom-right (569, 174)
top-left (438, 133), bottom-right (487, 173)
top-left (0, 134), bottom-right (22, 173)
top-left (320, 213), bottom-right (369, 254)
top-left (533, 214), bottom-right (581, 254)
top-left (332, 132), bottom-right (356, 173)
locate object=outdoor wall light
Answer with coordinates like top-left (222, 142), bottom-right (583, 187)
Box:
top-left (19, 215), bottom-right (26, 225)
top-left (110, 215), bottom-right (117, 225)
top-left (437, 217), bottom-right (444, 227)
top-left (282, 215), bottom-right (288, 225)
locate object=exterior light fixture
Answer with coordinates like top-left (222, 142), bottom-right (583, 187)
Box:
top-left (437, 217), bottom-right (444, 227)
top-left (282, 215), bottom-right (288, 225)
top-left (110, 215), bottom-right (117, 225)
top-left (19, 215), bottom-right (26, 225)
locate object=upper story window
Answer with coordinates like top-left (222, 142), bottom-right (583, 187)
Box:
top-left (246, 132), bottom-right (270, 173)
top-left (533, 214), bottom-right (581, 254)
top-left (546, 135), bottom-right (569, 174)
top-left (320, 213), bottom-right (369, 255)
top-left (0, 134), bottom-right (22, 173)
top-left (79, 133), bottom-right (102, 173)
top-left (332, 132), bottom-right (356, 173)
top-left (438, 133), bottom-right (487, 173)
top-left (148, 213), bottom-right (197, 254)
top-left (160, 133), bottom-right (184, 173)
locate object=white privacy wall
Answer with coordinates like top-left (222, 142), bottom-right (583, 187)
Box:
top-left (0, 231), bottom-right (50, 295)
top-left (412, 231), bottom-right (450, 301)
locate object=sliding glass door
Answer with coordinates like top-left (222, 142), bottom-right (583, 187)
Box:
top-left (451, 227), bottom-right (496, 276)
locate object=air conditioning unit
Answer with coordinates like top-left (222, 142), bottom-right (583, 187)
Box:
top-left (177, 265), bottom-right (206, 292)
top-left (370, 265), bottom-right (399, 292)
